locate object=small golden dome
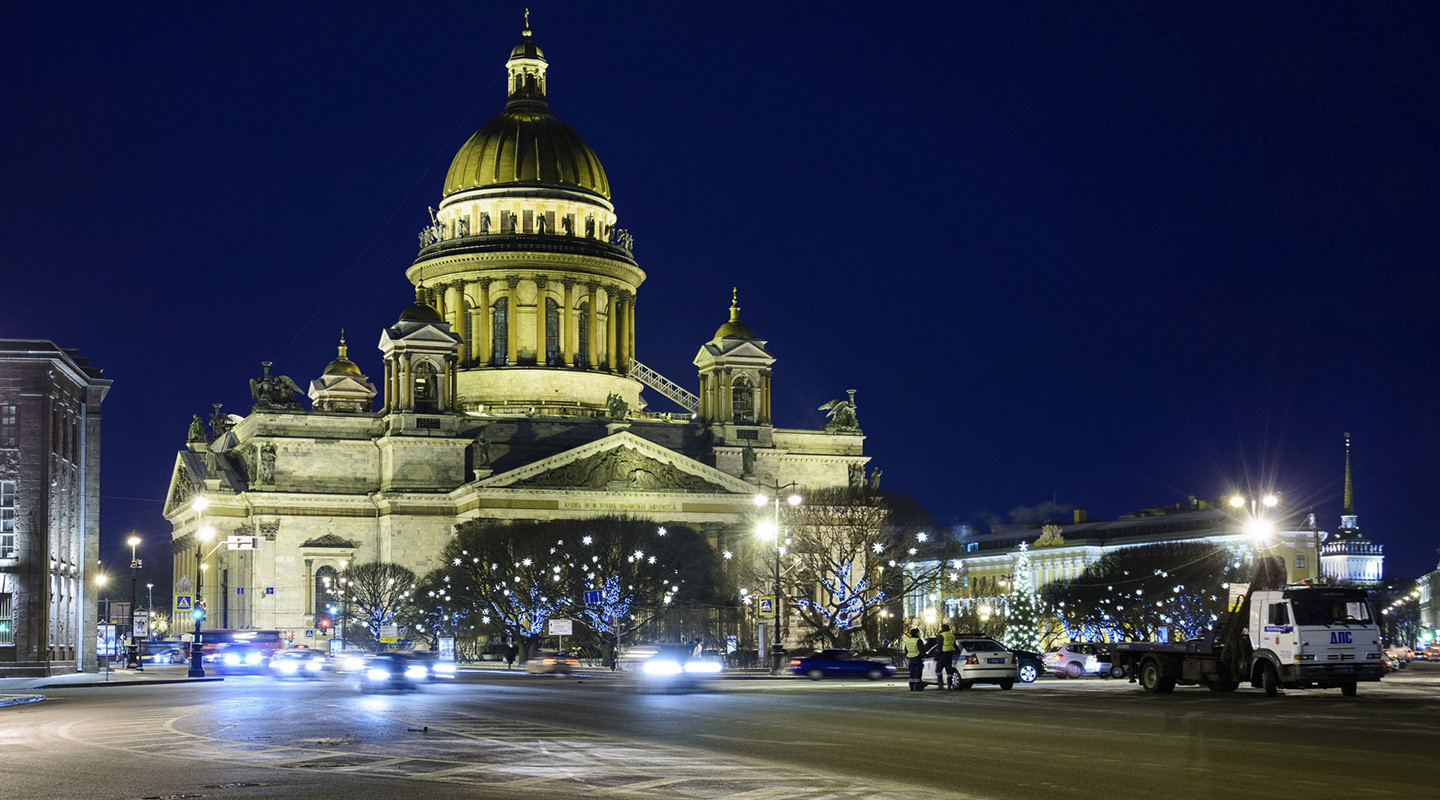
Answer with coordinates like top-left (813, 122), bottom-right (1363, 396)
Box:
top-left (399, 288), bottom-right (443, 322)
top-left (714, 287), bottom-right (755, 339)
top-left (324, 331), bottom-right (363, 376)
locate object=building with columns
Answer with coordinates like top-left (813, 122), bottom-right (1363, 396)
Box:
top-left (162, 23), bottom-right (867, 640)
top-left (0, 340), bottom-right (110, 676)
top-left (911, 499), bottom-right (1326, 624)
top-left (1320, 433), bottom-right (1384, 585)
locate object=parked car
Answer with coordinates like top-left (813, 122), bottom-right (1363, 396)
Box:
top-left (788, 649), bottom-right (893, 680)
top-left (525, 651), bottom-right (579, 675)
top-left (268, 649), bottom-right (327, 680)
top-left (927, 637), bottom-right (1019, 689)
top-left (949, 634), bottom-right (1045, 683)
top-left (143, 645), bottom-right (186, 666)
top-left (356, 652), bottom-right (426, 692)
top-left (1045, 642), bottom-right (1118, 679)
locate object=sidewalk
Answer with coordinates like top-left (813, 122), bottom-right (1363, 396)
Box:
top-left (0, 664), bottom-right (224, 707)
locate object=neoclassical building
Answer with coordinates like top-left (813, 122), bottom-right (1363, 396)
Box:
top-left (1320, 433), bottom-right (1384, 585)
top-left (163, 23), bottom-right (866, 638)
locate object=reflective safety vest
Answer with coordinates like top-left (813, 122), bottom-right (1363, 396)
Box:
top-left (903, 636), bottom-right (923, 658)
top-left (940, 630), bottom-right (957, 653)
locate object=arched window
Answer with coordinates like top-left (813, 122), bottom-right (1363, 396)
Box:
top-left (575, 300), bottom-right (590, 367)
top-left (413, 361), bottom-right (438, 412)
top-left (491, 297), bottom-right (509, 365)
top-left (315, 565), bottom-right (338, 622)
top-left (545, 298), bottom-right (560, 365)
top-left (732, 374), bottom-right (755, 422)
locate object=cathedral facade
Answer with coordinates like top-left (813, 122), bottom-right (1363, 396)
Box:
top-left (163, 24), bottom-right (866, 637)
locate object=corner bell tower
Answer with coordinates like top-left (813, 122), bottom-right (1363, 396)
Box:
top-left (694, 289), bottom-right (775, 427)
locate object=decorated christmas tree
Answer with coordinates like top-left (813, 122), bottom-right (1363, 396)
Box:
top-left (1007, 542), bottom-right (1043, 653)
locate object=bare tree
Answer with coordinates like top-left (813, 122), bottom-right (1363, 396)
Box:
top-left (338, 562), bottom-right (422, 651)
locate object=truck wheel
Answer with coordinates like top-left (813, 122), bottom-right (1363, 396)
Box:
top-left (1140, 661), bottom-right (1162, 693)
top-left (1261, 662), bottom-right (1280, 697)
top-left (1341, 681), bottom-right (1357, 697)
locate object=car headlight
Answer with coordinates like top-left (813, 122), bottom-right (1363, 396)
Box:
top-left (1295, 654), bottom-right (1316, 661)
top-left (246, 653), bottom-right (262, 665)
top-left (433, 662), bottom-right (457, 675)
top-left (405, 665), bottom-right (428, 679)
top-left (366, 668), bottom-right (391, 681)
top-left (642, 659), bottom-right (683, 676)
top-left (224, 653), bottom-right (240, 666)
top-left (684, 660), bottom-right (722, 674)
top-left (1085, 656), bottom-right (1097, 668)
top-left (277, 660), bottom-right (299, 674)
top-left (306, 659), bottom-right (323, 672)
top-left (343, 656), bottom-right (365, 671)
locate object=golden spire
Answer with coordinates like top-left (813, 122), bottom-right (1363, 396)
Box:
top-left (338, 329), bottom-right (348, 361)
top-left (1343, 431), bottom-right (1354, 515)
top-left (523, 8), bottom-right (531, 37)
top-left (729, 287), bottom-right (740, 322)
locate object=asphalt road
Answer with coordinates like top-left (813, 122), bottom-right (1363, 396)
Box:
top-left (3, 663), bottom-right (1436, 800)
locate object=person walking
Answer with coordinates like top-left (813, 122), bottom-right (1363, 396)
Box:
top-left (935, 624), bottom-right (958, 689)
top-left (903, 628), bottom-right (926, 691)
top-left (504, 641), bottom-right (518, 670)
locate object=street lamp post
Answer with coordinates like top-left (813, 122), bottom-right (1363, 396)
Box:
top-left (188, 497), bottom-right (215, 678)
top-left (753, 481), bottom-right (801, 673)
top-left (127, 534), bottom-right (142, 671)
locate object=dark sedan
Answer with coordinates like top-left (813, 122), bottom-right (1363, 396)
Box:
top-left (789, 649), bottom-right (894, 680)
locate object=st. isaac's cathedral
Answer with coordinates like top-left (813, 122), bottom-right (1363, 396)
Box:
top-left (162, 22), bottom-right (867, 635)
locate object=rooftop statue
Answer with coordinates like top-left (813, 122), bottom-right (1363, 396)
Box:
top-left (605, 392), bottom-right (629, 421)
top-left (819, 390), bottom-right (860, 432)
top-left (250, 361), bottom-right (303, 411)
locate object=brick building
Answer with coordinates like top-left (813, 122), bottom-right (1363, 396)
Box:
top-left (0, 340), bottom-right (110, 676)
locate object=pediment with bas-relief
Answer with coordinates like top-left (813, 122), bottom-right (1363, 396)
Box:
top-left (480, 432), bottom-right (754, 494)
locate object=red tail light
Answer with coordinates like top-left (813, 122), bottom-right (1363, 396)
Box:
top-left (966, 654), bottom-right (978, 665)
top-left (789, 660), bottom-right (801, 666)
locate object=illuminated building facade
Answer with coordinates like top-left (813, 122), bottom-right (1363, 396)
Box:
top-left (162, 24), bottom-right (867, 639)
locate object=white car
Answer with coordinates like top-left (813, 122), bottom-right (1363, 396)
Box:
top-left (925, 637), bottom-right (1019, 690)
top-left (1045, 642), bottom-right (1118, 678)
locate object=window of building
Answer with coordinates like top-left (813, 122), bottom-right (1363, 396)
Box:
top-left (575, 301), bottom-right (590, 367)
top-left (0, 481), bottom-right (14, 560)
top-left (0, 404), bottom-right (15, 447)
top-left (732, 375), bottom-right (755, 422)
top-left (545, 298), bottom-right (560, 365)
top-left (1296, 554), bottom-right (1306, 569)
top-left (413, 362), bottom-right (438, 412)
top-left (491, 297), bottom-right (509, 365)
top-left (314, 566), bottom-right (338, 622)
top-left (0, 593), bottom-right (11, 644)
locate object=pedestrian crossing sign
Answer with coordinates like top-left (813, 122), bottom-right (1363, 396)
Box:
top-left (758, 596), bottom-right (775, 617)
top-left (175, 594), bottom-right (193, 612)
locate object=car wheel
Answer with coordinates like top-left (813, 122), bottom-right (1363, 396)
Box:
top-left (1066, 662), bottom-right (1083, 679)
top-left (1261, 662), bottom-right (1280, 697)
top-left (999, 680), bottom-right (1014, 690)
top-left (866, 668), bottom-right (884, 681)
top-left (1341, 681), bottom-right (1357, 697)
top-left (955, 680), bottom-right (972, 691)
top-left (1018, 663), bottom-right (1038, 683)
top-left (807, 669), bottom-right (825, 681)
top-left (1109, 664), bottom-right (1126, 679)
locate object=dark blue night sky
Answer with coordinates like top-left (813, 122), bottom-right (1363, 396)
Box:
top-left (4, 3), bottom-right (1437, 581)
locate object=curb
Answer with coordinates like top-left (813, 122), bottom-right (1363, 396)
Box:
top-left (33, 677), bottom-right (226, 689)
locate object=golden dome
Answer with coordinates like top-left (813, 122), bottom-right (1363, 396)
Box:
top-left (442, 27), bottom-right (610, 199)
top-left (399, 287), bottom-right (443, 322)
top-left (323, 332), bottom-right (363, 376)
top-left (443, 109), bottom-right (609, 199)
top-left (714, 288), bottom-right (755, 339)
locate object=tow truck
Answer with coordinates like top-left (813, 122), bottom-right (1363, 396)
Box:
top-left (1110, 557), bottom-right (1384, 696)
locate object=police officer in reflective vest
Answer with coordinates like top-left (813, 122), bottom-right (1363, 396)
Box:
top-left (904, 628), bottom-right (926, 691)
top-left (935, 624), bottom-right (958, 689)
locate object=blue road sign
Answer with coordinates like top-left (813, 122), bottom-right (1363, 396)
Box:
top-left (175, 594), bottom-right (192, 611)
top-left (758, 596), bottom-right (776, 617)
top-left (236, 587), bottom-right (245, 595)
top-left (584, 589), bottom-right (602, 605)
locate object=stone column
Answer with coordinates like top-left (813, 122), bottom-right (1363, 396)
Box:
top-left (606, 288), bottom-right (619, 371)
top-left (382, 361), bottom-right (392, 412)
top-left (721, 368), bottom-right (732, 421)
top-left (401, 357), bottom-right (412, 410)
top-left (759, 369), bottom-right (772, 423)
top-left (626, 293), bottom-right (636, 371)
top-left (477, 279), bottom-right (492, 365)
top-left (445, 283), bottom-right (462, 336)
top-left (586, 282), bottom-right (599, 369)
top-left (534, 276), bottom-right (548, 365)
top-left (561, 279), bottom-right (574, 366)
top-left (506, 276), bottom-right (520, 365)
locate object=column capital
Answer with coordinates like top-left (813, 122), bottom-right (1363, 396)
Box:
top-left (506, 275), bottom-right (521, 290)
top-left (478, 277), bottom-right (494, 289)
top-left (562, 277), bottom-right (576, 290)
top-left (534, 276), bottom-right (548, 290)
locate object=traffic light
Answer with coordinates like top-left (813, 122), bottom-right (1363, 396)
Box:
top-left (318, 616), bottom-right (331, 632)
top-left (192, 601), bottom-right (206, 622)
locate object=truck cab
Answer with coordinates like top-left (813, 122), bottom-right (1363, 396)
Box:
top-left (1247, 586), bottom-right (1384, 695)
